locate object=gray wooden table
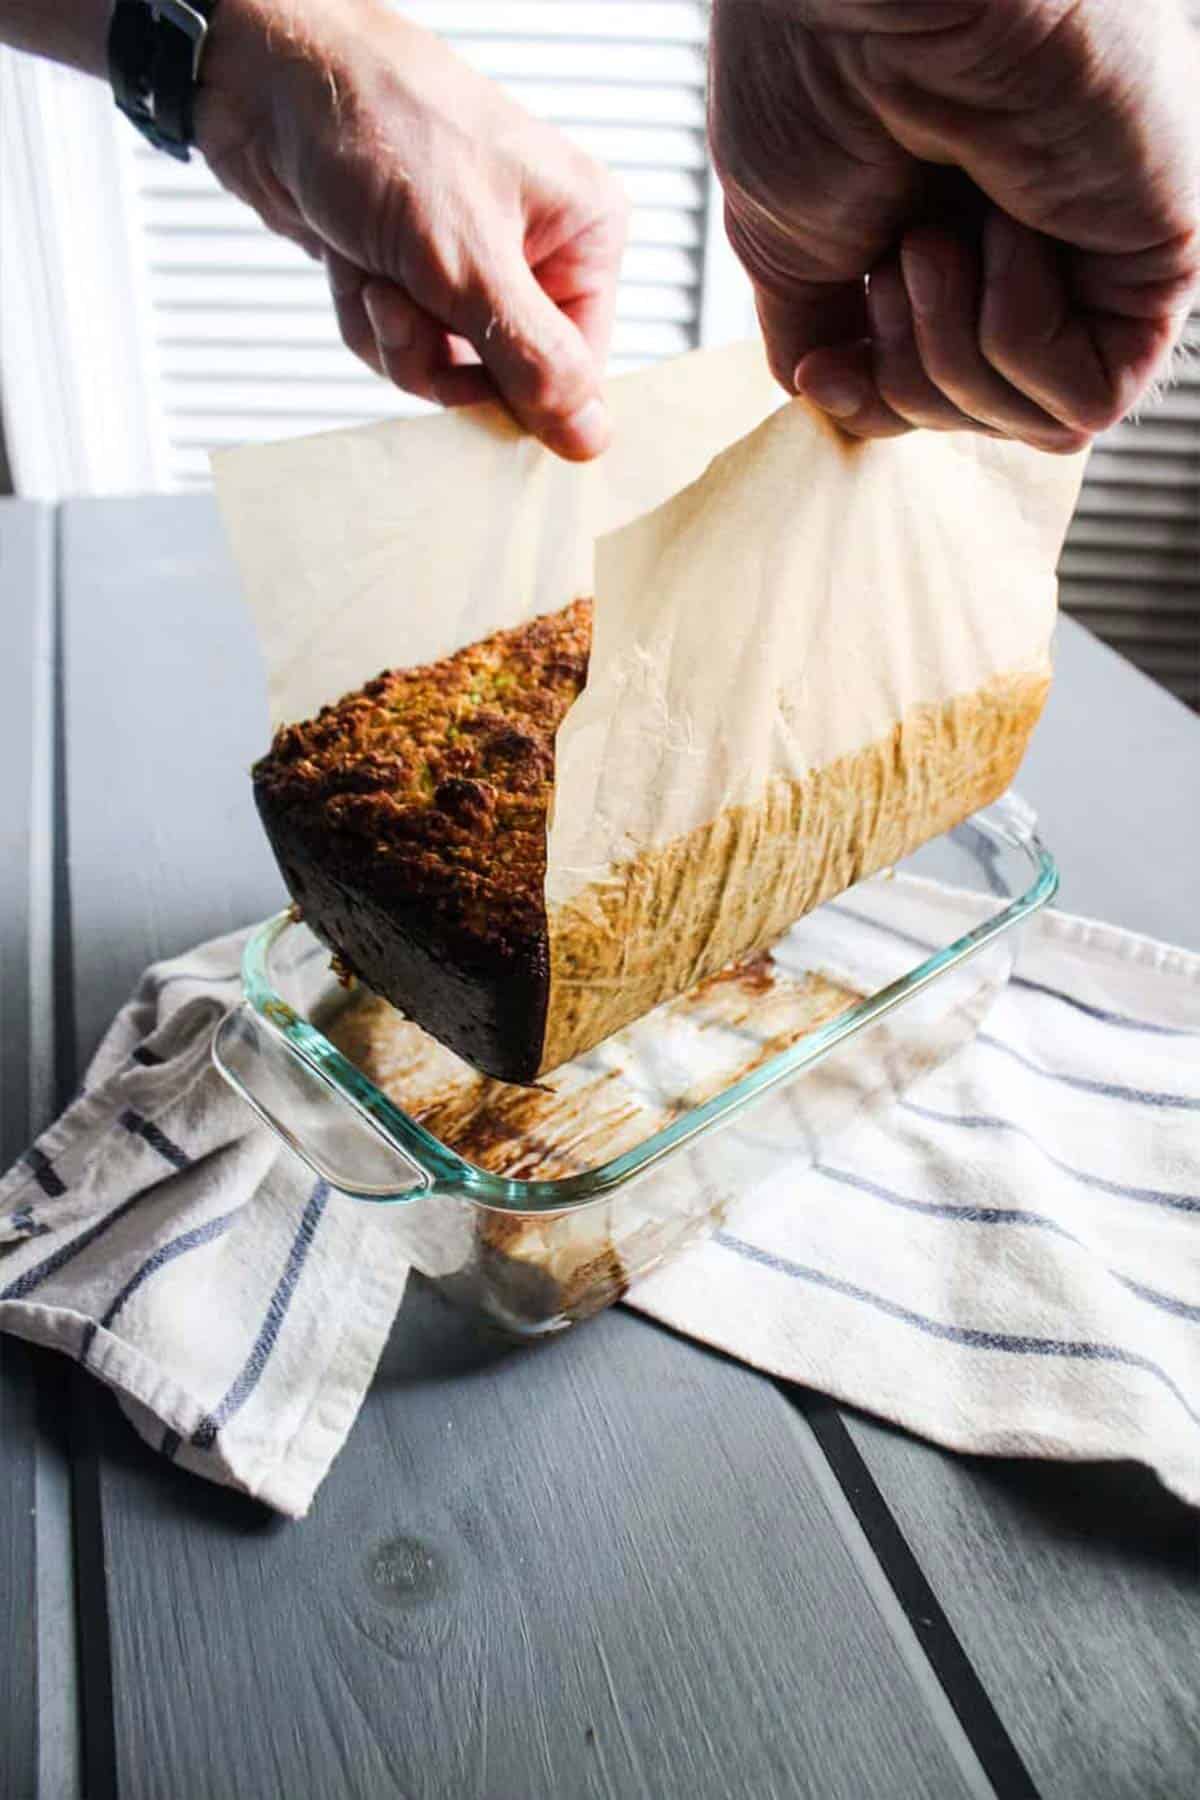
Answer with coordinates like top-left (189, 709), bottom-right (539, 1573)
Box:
top-left (2, 496), bottom-right (1198, 1800)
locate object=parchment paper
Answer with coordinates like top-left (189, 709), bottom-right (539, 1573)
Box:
top-left (213, 338), bottom-right (1086, 1074)
top-left (213, 339), bottom-right (782, 727)
top-left (548, 390), bottom-right (1088, 900)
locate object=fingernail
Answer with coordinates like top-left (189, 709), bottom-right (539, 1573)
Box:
top-left (799, 369), bottom-right (864, 419)
top-left (363, 287), bottom-right (414, 351)
top-left (902, 247), bottom-right (942, 316)
top-left (560, 396), bottom-right (610, 458)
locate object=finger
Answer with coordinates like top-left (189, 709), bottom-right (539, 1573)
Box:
top-left (867, 258), bottom-right (978, 431)
top-left (533, 204), bottom-right (628, 368)
top-left (460, 259), bottom-right (612, 461)
top-left (325, 252), bottom-right (384, 378)
top-left (901, 225), bottom-right (1092, 452)
top-left (740, 250), bottom-right (870, 398)
top-left (978, 214), bottom-right (1115, 437)
top-left (363, 282), bottom-right (495, 408)
top-left (795, 342), bottom-right (915, 440)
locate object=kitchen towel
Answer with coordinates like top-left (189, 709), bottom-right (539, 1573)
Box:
top-left (2, 881), bottom-right (1198, 1517)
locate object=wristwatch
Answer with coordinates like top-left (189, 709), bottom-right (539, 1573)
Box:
top-left (107, 0), bottom-right (219, 162)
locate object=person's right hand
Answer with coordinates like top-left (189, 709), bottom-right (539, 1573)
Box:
top-left (709, 0), bottom-right (1200, 453)
top-left (195, 0), bottom-right (629, 461)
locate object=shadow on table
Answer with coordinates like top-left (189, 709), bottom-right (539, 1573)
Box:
top-left (799, 1390), bottom-right (1199, 1574)
top-left (71, 1369), bottom-right (284, 1538)
top-left (627, 1312), bottom-right (1200, 1566)
top-left (373, 1272), bottom-right (530, 1389)
top-left (962, 1452), bottom-right (1199, 1571)
top-left (65, 1276), bottom-right (529, 1538)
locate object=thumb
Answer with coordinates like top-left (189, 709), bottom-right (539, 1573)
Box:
top-left (463, 258), bottom-right (612, 462)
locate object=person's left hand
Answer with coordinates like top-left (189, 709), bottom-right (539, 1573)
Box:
top-left (196, 0), bottom-right (628, 460)
top-left (709, 0), bottom-right (1200, 454)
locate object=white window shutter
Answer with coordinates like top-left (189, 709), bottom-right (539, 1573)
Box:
top-left (1054, 0), bottom-right (1200, 709)
top-left (1058, 319), bottom-right (1200, 709)
top-left (114, 0), bottom-right (751, 489)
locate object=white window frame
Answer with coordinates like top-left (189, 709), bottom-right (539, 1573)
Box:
top-left (1, 50), bottom-right (171, 498)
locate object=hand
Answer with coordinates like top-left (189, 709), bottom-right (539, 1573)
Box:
top-left (196, 0), bottom-right (628, 460)
top-left (709, 0), bottom-right (1200, 452)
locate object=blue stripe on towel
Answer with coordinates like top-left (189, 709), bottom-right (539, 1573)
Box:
top-left (900, 1100), bottom-right (1200, 1215)
top-left (79, 1209), bottom-right (240, 1363)
top-left (119, 1109), bottom-right (192, 1171)
top-left (828, 900), bottom-right (1199, 1040)
top-left (1008, 971), bottom-right (1200, 1040)
top-left (827, 902), bottom-right (934, 958)
top-left (974, 1034), bottom-right (1200, 1112)
top-left (813, 1164), bottom-right (1200, 1326)
top-left (27, 1145), bottom-right (67, 1198)
top-left (1, 1189), bottom-right (154, 1301)
top-left (8, 1203), bottom-right (49, 1239)
top-left (815, 1162), bottom-right (1072, 1234)
top-left (713, 1231), bottom-right (1200, 1429)
top-left (188, 1180), bottom-right (329, 1452)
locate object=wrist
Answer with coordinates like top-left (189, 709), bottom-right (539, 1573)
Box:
top-left (194, 0), bottom-right (379, 164)
top-left (2, 0), bottom-right (112, 76)
top-left (192, 0), bottom-right (272, 159)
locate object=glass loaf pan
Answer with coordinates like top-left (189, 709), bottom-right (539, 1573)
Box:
top-left (213, 795), bottom-right (1057, 1337)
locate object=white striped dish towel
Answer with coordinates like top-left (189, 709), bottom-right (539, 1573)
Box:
top-left (1, 883), bottom-right (1198, 1517)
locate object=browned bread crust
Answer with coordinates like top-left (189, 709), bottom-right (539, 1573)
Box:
top-left (253, 599), bottom-right (591, 1081)
top-left (255, 596), bottom-right (1049, 1086)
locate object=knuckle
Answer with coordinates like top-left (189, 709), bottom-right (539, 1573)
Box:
top-left (518, 355), bottom-right (587, 423)
top-left (874, 357), bottom-right (947, 429)
top-left (1055, 392), bottom-right (1124, 435)
top-left (573, 150), bottom-right (630, 224)
top-left (1041, 429), bottom-right (1094, 456)
top-left (486, 315), bottom-right (590, 421)
top-left (874, 364), bottom-right (924, 417)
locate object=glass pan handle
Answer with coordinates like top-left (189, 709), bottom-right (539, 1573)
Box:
top-left (213, 1004), bottom-right (431, 1201)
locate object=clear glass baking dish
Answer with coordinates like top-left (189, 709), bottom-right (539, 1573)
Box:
top-left (213, 794), bottom-right (1056, 1337)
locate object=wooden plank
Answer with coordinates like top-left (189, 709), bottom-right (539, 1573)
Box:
top-left (834, 616), bottom-right (1200, 1800)
top-left (59, 497), bottom-right (282, 1070)
top-left (0, 1332), bottom-right (38, 1800)
top-left (59, 495), bottom-right (995, 1800)
top-left (0, 501), bottom-right (56, 1800)
top-left (79, 1292), bottom-right (994, 1800)
top-left (1029, 615), bottom-right (1200, 952)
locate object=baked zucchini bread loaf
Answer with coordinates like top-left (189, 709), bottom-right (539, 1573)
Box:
top-left (253, 600), bottom-right (591, 1083)
top-left (255, 594), bottom-right (1048, 1085)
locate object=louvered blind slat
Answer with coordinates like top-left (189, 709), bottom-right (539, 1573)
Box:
top-left (123, 0), bottom-right (715, 483)
top-left (1060, 354), bottom-right (1200, 706)
top-left (1057, 0), bottom-right (1200, 707)
top-left (399, 4), bottom-right (707, 42)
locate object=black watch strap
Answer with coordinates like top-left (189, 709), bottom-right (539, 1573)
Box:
top-left (108, 0), bottom-right (219, 162)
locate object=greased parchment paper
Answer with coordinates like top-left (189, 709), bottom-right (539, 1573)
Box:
top-left (213, 339), bottom-right (1086, 1076)
top-left (213, 340), bottom-right (782, 727)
